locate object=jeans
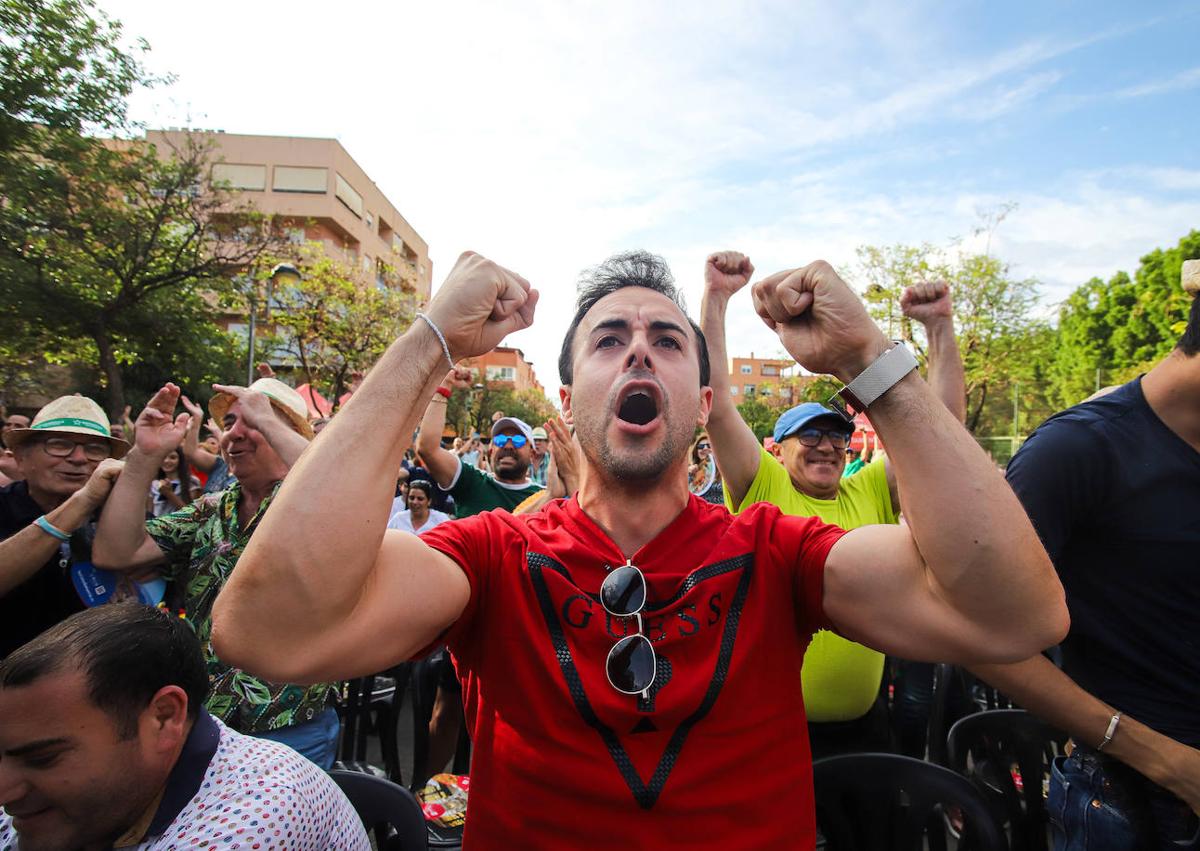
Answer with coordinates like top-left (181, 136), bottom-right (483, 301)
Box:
top-left (1049, 746), bottom-right (1200, 850)
top-left (253, 706), bottom-right (341, 770)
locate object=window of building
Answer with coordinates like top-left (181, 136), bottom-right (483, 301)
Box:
top-left (486, 365), bottom-right (517, 382)
top-left (335, 173), bottom-right (364, 217)
top-left (361, 254), bottom-right (372, 274)
top-left (273, 166), bottom-right (327, 193)
top-left (740, 364), bottom-right (752, 375)
top-left (760, 385), bottom-right (772, 396)
top-left (744, 384), bottom-right (756, 396)
top-left (392, 234), bottom-right (406, 254)
top-left (761, 365), bottom-right (780, 376)
top-left (287, 227), bottom-right (306, 245)
top-left (365, 212), bottom-right (374, 231)
top-left (211, 163), bottom-right (266, 191)
top-left (730, 386), bottom-right (739, 395)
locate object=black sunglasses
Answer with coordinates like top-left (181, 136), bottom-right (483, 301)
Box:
top-left (794, 427), bottom-right (850, 450)
top-left (600, 560), bottom-right (656, 698)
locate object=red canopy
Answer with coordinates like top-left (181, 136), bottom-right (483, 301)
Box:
top-left (294, 383), bottom-right (332, 418)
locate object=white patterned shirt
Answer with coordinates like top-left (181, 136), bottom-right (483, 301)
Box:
top-left (0, 711), bottom-right (368, 850)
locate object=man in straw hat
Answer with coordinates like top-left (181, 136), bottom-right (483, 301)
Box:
top-left (971, 258), bottom-right (1200, 847)
top-left (0, 395), bottom-right (128, 657)
top-left (92, 379), bottom-right (340, 769)
top-left (212, 250), bottom-right (1066, 849)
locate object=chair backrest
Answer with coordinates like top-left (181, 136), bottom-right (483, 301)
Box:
top-left (946, 709), bottom-right (1067, 851)
top-left (330, 769), bottom-right (429, 851)
top-left (813, 752), bottom-right (1007, 851)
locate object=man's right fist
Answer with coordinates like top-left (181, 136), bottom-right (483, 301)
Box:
top-left (76, 458), bottom-right (125, 508)
top-left (423, 252), bottom-right (538, 362)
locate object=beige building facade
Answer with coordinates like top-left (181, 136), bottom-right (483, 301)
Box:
top-left (147, 130), bottom-right (432, 299)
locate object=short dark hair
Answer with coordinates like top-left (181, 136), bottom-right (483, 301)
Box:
top-left (0, 604), bottom-right (209, 738)
top-left (558, 250), bottom-right (710, 387)
top-left (407, 479), bottom-right (433, 500)
top-left (1176, 294), bottom-right (1200, 356)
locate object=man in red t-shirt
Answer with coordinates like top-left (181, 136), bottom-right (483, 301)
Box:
top-left (214, 250), bottom-right (1068, 849)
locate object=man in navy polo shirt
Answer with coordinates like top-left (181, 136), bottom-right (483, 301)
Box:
top-left (0, 604), bottom-right (367, 850)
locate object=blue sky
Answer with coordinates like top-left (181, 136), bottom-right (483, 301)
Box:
top-left (101, 0), bottom-right (1200, 392)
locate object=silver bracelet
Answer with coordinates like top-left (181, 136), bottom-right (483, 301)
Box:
top-left (1096, 712), bottom-right (1122, 751)
top-left (415, 312), bottom-right (455, 372)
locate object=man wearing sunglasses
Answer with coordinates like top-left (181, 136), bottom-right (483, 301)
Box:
top-left (416, 370), bottom-right (542, 518)
top-left (0, 395), bottom-right (127, 657)
top-left (701, 251), bottom-right (968, 758)
top-left (215, 250), bottom-right (1066, 850)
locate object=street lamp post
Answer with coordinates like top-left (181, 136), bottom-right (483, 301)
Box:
top-left (246, 263), bottom-right (301, 385)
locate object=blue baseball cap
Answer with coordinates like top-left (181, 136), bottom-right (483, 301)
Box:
top-left (772, 403), bottom-right (854, 444)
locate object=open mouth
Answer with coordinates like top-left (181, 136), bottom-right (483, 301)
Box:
top-left (617, 390), bottom-right (659, 425)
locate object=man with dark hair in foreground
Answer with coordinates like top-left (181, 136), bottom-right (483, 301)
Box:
top-left (971, 261), bottom-right (1200, 849)
top-left (0, 603), bottom-right (367, 851)
top-left (213, 249), bottom-right (1067, 849)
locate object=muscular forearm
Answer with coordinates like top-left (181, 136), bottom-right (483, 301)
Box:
top-left (257, 419), bottom-right (309, 468)
top-left (699, 289), bottom-right (762, 507)
top-left (0, 496), bottom-right (94, 597)
top-left (970, 657), bottom-right (1198, 805)
top-left (94, 450), bottom-right (161, 570)
top-left (867, 371), bottom-right (1067, 652)
top-left (415, 397), bottom-right (459, 487)
top-left (215, 323), bottom-right (448, 659)
top-left (923, 317), bottom-right (966, 424)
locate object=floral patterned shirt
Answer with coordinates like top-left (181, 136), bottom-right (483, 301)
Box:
top-left (145, 482), bottom-right (336, 734)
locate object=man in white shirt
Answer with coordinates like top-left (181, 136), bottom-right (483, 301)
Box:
top-left (0, 603), bottom-right (368, 851)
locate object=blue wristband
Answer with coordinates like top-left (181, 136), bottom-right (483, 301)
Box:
top-left (34, 515), bottom-right (71, 542)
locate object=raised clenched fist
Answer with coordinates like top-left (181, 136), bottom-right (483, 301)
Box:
top-left (704, 251), bottom-right (755, 298)
top-left (422, 252), bottom-right (539, 362)
top-left (900, 280), bottom-right (953, 325)
top-left (752, 260), bottom-right (889, 383)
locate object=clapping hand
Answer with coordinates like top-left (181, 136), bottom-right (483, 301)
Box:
top-left (133, 384), bottom-right (192, 461)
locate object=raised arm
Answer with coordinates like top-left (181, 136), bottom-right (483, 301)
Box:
top-left (415, 366), bottom-right (473, 488)
top-left (94, 385), bottom-right (191, 572)
top-left (752, 261), bottom-right (1067, 665)
top-left (699, 251), bottom-right (764, 508)
top-left (0, 459), bottom-right (122, 597)
top-left (211, 252), bottom-right (538, 684)
top-left (179, 395), bottom-right (219, 473)
top-left (210, 383), bottom-right (309, 467)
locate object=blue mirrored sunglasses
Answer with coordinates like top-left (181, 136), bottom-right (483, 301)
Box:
top-left (492, 434), bottom-right (528, 448)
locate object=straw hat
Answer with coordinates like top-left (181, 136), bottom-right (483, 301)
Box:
top-left (5, 395), bottom-right (130, 459)
top-left (208, 378), bottom-right (315, 440)
top-left (1183, 259), bottom-right (1200, 295)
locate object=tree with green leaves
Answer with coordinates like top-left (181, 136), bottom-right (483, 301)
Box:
top-left (263, 243), bottom-right (418, 408)
top-left (850, 240), bottom-right (1048, 435)
top-left (1046, 230), bottom-right (1200, 409)
top-left (0, 130), bottom-right (283, 415)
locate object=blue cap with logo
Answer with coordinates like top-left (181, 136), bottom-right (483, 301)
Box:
top-left (772, 402), bottom-right (854, 444)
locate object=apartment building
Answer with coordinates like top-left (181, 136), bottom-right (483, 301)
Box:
top-left (147, 129), bottom-right (432, 299)
top-left (728, 353), bottom-right (793, 401)
top-left (469, 347), bottom-right (544, 395)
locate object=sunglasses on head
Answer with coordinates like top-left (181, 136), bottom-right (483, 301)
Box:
top-left (600, 560), bottom-right (656, 698)
top-left (491, 433), bottom-right (528, 448)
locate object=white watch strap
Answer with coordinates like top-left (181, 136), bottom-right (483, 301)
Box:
top-left (837, 342), bottom-right (918, 411)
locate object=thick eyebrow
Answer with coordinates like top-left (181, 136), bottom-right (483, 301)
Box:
top-left (591, 318), bottom-right (689, 337)
top-left (6, 737), bottom-right (72, 757)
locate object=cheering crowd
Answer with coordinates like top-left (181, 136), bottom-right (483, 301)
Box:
top-left (0, 250), bottom-right (1197, 850)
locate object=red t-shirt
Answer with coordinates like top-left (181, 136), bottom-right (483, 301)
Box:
top-left (420, 494), bottom-right (847, 849)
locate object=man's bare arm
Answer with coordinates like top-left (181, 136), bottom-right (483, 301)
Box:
top-left (94, 386), bottom-right (191, 572)
top-left (179, 395), bottom-right (218, 473)
top-left (414, 367), bottom-right (472, 488)
top-left (212, 253), bottom-right (537, 684)
top-left (0, 460), bottom-right (122, 596)
top-left (971, 657), bottom-right (1200, 815)
top-left (699, 251), bottom-right (763, 508)
top-left (753, 262), bottom-right (1067, 665)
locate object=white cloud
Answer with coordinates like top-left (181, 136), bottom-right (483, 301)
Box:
top-left (1114, 66), bottom-right (1200, 99)
top-left (96, 0), bottom-right (1196, 392)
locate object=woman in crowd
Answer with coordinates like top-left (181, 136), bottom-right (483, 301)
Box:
top-left (148, 446), bottom-right (200, 517)
top-left (387, 479), bottom-right (451, 535)
top-left (687, 431), bottom-right (724, 504)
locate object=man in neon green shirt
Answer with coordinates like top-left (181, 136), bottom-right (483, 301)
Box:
top-left (701, 251), bottom-right (966, 757)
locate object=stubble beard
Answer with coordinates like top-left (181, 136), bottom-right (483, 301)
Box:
top-left (577, 396), bottom-right (693, 484)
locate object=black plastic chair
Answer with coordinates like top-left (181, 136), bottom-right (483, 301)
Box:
top-left (947, 709), bottom-right (1068, 851)
top-left (813, 752), bottom-right (1007, 851)
top-left (336, 666), bottom-right (411, 782)
top-left (330, 769), bottom-right (428, 850)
